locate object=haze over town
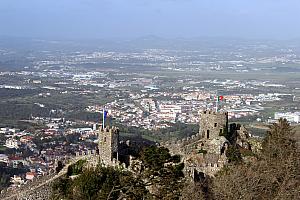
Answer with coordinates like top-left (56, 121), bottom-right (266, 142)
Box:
top-left (0, 0), bottom-right (299, 200)
top-left (1, 0), bottom-right (300, 39)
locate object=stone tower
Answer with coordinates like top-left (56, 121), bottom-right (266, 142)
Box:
top-left (199, 110), bottom-right (228, 140)
top-left (98, 126), bottom-right (119, 165)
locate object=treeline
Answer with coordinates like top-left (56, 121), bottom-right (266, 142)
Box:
top-left (0, 102), bottom-right (50, 120)
top-left (66, 111), bottom-right (101, 122)
top-left (0, 88), bottom-right (39, 99)
top-left (154, 122), bottom-right (199, 140)
top-left (115, 121), bottom-right (199, 142)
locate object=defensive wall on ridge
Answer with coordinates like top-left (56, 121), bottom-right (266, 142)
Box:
top-left (0, 149), bottom-right (99, 200)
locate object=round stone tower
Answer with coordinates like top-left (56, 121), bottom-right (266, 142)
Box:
top-left (199, 110), bottom-right (228, 140)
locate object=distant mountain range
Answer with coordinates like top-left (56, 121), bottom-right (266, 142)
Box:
top-left (1, 35), bottom-right (300, 52)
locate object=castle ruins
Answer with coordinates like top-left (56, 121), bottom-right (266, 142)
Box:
top-left (98, 110), bottom-right (251, 179)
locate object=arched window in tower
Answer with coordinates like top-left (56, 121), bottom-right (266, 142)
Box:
top-left (207, 130), bottom-right (210, 139)
top-left (103, 137), bottom-right (106, 143)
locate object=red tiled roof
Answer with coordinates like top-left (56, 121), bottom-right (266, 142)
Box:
top-left (9, 156), bottom-right (23, 161)
top-left (26, 172), bottom-right (36, 176)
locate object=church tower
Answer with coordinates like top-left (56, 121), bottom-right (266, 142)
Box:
top-left (199, 110), bottom-right (228, 140)
top-left (98, 126), bottom-right (119, 165)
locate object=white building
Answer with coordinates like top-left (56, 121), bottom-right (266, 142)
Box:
top-left (0, 154), bottom-right (8, 163)
top-left (25, 172), bottom-right (36, 181)
top-left (158, 104), bottom-right (182, 122)
top-left (10, 175), bottom-right (25, 186)
top-left (159, 104), bottom-right (182, 114)
top-left (274, 112), bottom-right (300, 123)
top-left (140, 98), bottom-right (156, 112)
top-left (5, 138), bottom-right (20, 149)
top-left (157, 112), bottom-right (177, 123)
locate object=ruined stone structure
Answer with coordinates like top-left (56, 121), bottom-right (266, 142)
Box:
top-left (233, 124), bottom-right (251, 150)
top-left (98, 126), bottom-right (119, 166)
top-left (96, 111), bottom-right (250, 179)
top-left (161, 110), bottom-right (249, 178)
top-left (199, 110), bottom-right (228, 140)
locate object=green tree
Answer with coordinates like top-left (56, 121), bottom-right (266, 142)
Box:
top-left (51, 146), bottom-right (184, 200)
top-left (225, 145), bottom-right (242, 163)
top-left (262, 118), bottom-right (296, 160)
top-left (55, 161), bottom-right (64, 173)
top-left (140, 146), bottom-right (184, 200)
top-left (67, 160), bottom-right (86, 176)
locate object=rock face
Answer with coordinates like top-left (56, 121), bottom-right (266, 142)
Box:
top-left (236, 125), bottom-right (252, 149)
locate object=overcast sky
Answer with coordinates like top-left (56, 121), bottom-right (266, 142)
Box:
top-left (0, 0), bottom-right (299, 40)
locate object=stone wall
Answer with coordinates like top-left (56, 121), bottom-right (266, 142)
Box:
top-left (0, 151), bottom-right (100, 200)
top-left (98, 126), bottom-right (119, 165)
top-left (0, 173), bottom-right (55, 200)
top-left (161, 111), bottom-right (229, 156)
top-left (185, 159), bottom-right (226, 179)
top-left (14, 184), bottom-right (52, 200)
top-left (160, 132), bottom-right (203, 155)
top-left (199, 111), bottom-right (228, 140)
top-left (160, 110), bottom-right (232, 178)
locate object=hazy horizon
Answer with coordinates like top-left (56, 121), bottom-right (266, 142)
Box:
top-left (1, 0), bottom-right (300, 40)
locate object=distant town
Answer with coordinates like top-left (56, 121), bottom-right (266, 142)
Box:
top-left (0, 38), bottom-right (300, 191)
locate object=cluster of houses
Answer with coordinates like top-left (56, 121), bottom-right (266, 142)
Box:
top-left (0, 123), bottom-right (97, 189)
top-left (85, 88), bottom-right (291, 130)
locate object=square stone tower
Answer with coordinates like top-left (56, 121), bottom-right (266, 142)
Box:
top-left (199, 110), bottom-right (228, 140)
top-left (98, 126), bottom-right (119, 165)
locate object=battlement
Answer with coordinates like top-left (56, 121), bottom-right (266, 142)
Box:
top-left (201, 110), bottom-right (228, 116)
top-left (199, 110), bottom-right (228, 140)
top-left (75, 149), bottom-right (97, 157)
top-left (99, 126), bottom-right (119, 134)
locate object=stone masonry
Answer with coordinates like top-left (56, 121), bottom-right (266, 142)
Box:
top-left (199, 110), bottom-right (228, 140)
top-left (98, 126), bottom-right (119, 166)
top-left (162, 110), bottom-right (232, 178)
